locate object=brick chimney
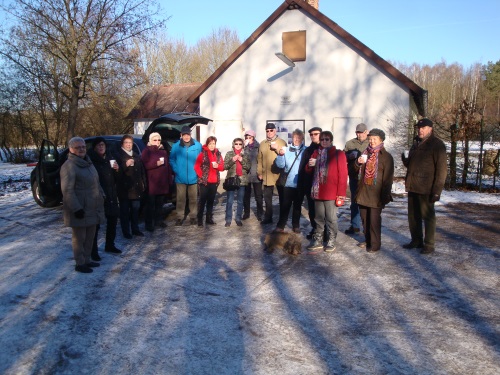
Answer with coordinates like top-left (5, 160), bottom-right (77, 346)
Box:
top-left (305, 0), bottom-right (319, 9)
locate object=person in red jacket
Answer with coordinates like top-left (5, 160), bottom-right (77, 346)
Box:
top-left (194, 136), bottom-right (224, 226)
top-left (305, 131), bottom-right (348, 252)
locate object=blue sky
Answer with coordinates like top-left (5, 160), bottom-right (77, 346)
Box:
top-left (161, 0), bottom-right (499, 67)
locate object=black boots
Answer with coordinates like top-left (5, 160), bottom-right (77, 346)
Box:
top-left (206, 215), bottom-right (216, 225)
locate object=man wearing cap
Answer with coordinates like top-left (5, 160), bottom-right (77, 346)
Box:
top-left (297, 126), bottom-right (322, 238)
top-left (169, 126), bottom-right (202, 226)
top-left (343, 123), bottom-right (369, 235)
top-left (242, 129), bottom-right (264, 220)
top-left (402, 118), bottom-right (447, 254)
top-left (258, 122), bottom-right (287, 224)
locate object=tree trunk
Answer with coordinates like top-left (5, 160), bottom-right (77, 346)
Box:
top-left (449, 124), bottom-right (457, 188)
top-left (66, 83), bottom-right (80, 144)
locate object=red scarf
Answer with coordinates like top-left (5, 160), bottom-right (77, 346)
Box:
top-left (234, 148), bottom-right (243, 176)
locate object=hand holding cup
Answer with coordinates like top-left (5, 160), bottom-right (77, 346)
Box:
top-left (358, 154), bottom-right (368, 164)
top-left (309, 158), bottom-right (317, 167)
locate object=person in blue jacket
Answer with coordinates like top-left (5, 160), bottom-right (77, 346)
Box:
top-left (169, 126), bottom-right (202, 226)
top-left (274, 129), bottom-right (306, 233)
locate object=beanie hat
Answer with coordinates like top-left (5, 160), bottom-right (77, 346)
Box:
top-left (244, 129), bottom-right (256, 138)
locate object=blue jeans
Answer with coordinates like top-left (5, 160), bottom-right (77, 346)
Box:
top-left (225, 186), bottom-right (245, 223)
top-left (349, 175), bottom-right (361, 229)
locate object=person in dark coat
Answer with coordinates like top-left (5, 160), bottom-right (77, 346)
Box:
top-left (402, 118), bottom-right (447, 254)
top-left (305, 131), bottom-right (348, 253)
top-left (297, 126), bottom-right (322, 238)
top-left (194, 136), bottom-right (224, 226)
top-left (242, 129), bottom-right (263, 221)
top-left (116, 135), bottom-right (147, 239)
top-left (61, 137), bottom-right (105, 273)
top-left (88, 137), bottom-right (122, 260)
top-left (141, 132), bottom-right (172, 232)
top-left (354, 129), bottom-right (394, 253)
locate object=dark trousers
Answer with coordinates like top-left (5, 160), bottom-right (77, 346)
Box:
top-left (359, 205), bottom-right (382, 250)
top-left (119, 198), bottom-right (140, 235)
top-left (197, 183), bottom-right (218, 219)
top-left (243, 182), bottom-right (263, 218)
top-left (408, 192), bottom-right (436, 247)
top-left (92, 214), bottom-right (118, 254)
top-left (277, 187), bottom-right (304, 229)
top-left (348, 175), bottom-right (361, 229)
top-left (263, 185), bottom-right (274, 221)
top-left (145, 194), bottom-right (165, 229)
top-left (300, 187), bottom-right (316, 231)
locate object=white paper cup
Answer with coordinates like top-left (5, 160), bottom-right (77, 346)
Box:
top-left (361, 154), bottom-right (368, 163)
top-left (281, 146), bottom-right (287, 151)
top-left (159, 157), bottom-right (164, 163)
top-left (130, 159), bottom-right (134, 166)
top-left (109, 160), bottom-right (116, 168)
top-left (404, 150), bottom-right (409, 158)
top-left (309, 158), bottom-right (317, 166)
top-left (212, 161), bottom-right (217, 168)
top-left (244, 140), bottom-right (249, 146)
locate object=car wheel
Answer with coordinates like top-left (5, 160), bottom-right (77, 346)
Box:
top-left (31, 179), bottom-right (60, 208)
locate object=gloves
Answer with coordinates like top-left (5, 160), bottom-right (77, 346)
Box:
top-left (74, 209), bottom-right (85, 219)
top-left (335, 196), bottom-right (345, 207)
top-left (430, 194), bottom-right (440, 203)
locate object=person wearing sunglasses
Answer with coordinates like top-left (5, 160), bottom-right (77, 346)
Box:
top-left (141, 132), bottom-right (172, 232)
top-left (242, 129), bottom-right (264, 221)
top-left (305, 131), bottom-right (348, 253)
top-left (354, 129), bottom-right (394, 253)
top-left (344, 123), bottom-right (369, 235)
top-left (257, 122), bottom-right (287, 225)
top-left (223, 138), bottom-right (250, 227)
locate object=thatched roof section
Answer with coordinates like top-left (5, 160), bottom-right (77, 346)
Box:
top-left (126, 83), bottom-right (202, 120)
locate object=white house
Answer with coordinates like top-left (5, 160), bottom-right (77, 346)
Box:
top-left (187, 0), bottom-right (426, 155)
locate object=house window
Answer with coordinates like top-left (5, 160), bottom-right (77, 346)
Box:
top-left (282, 31), bottom-right (306, 62)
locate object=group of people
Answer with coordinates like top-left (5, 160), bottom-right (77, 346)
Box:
top-left (61, 117), bottom-right (446, 273)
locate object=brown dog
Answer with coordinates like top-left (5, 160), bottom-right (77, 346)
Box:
top-left (264, 231), bottom-right (302, 255)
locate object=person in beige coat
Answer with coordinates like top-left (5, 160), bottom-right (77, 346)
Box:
top-left (61, 137), bottom-right (105, 273)
top-left (257, 122), bottom-right (287, 225)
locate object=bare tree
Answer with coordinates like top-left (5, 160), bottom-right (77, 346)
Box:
top-left (1, 0), bottom-right (165, 144)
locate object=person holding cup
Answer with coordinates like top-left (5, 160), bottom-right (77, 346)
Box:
top-left (242, 129), bottom-right (264, 221)
top-left (223, 138), bottom-right (250, 227)
top-left (87, 137), bottom-right (122, 260)
top-left (257, 122), bottom-right (287, 225)
top-left (354, 129), bottom-right (394, 253)
top-left (343, 123), bottom-right (369, 235)
top-left (194, 136), bottom-right (224, 226)
top-left (116, 135), bottom-right (147, 239)
top-left (141, 132), bottom-right (172, 232)
top-left (305, 131), bottom-right (348, 252)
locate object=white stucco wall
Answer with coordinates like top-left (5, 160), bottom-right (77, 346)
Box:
top-left (199, 8), bottom-right (410, 155)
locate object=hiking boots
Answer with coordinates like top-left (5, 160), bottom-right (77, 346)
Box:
top-left (324, 238), bottom-right (336, 252)
top-left (420, 245), bottom-right (435, 254)
top-left (75, 265), bottom-right (93, 273)
top-left (307, 234), bottom-right (323, 252)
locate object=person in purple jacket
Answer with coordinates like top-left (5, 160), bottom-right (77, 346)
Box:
top-left (141, 132), bottom-right (172, 232)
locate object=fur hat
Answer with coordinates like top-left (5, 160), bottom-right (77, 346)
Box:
top-left (368, 128), bottom-right (385, 141)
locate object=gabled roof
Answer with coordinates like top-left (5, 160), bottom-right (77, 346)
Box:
top-left (127, 83), bottom-right (202, 120)
top-left (187, 0), bottom-right (426, 115)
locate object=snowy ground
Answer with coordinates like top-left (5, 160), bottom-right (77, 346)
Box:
top-left (0, 162), bottom-right (499, 374)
